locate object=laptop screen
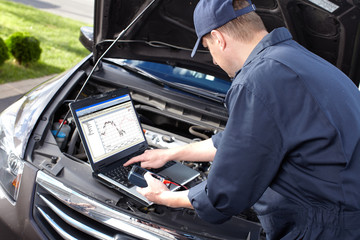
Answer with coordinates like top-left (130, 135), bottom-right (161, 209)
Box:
top-left (74, 93), bottom-right (146, 164)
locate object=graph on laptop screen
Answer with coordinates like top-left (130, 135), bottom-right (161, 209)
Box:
top-left (75, 94), bottom-right (145, 163)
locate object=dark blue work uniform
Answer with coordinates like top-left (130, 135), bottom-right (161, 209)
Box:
top-left (188, 28), bottom-right (360, 239)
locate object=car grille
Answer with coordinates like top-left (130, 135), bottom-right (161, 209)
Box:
top-left (33, 171), bottom-right (179, 240)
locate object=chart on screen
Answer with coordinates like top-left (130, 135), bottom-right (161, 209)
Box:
top-left (80, 102), bottom-right (144, 162)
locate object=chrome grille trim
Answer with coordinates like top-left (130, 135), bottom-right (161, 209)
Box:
top-left (35, 171), bottom-right (178, 240)
top-left (38, 193), bottom-right (114, 240)
top-left (36, 206), bottom-right (78, 240)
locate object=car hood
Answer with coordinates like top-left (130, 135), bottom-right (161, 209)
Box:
top-left (93, 0), bottom-right (360, 84)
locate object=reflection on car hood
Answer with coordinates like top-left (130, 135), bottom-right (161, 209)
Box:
top-left (0, 77), bottom-right (64, 159)
top-left (93, 0), bottom-right (360, 85)
top-left (0, 55), bottom-right (90, 158)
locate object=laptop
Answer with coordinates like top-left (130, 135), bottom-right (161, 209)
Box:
top-left (69, 88), bottom-right (199, 205)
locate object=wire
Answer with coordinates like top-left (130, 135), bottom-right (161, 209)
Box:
top-left (97, 39), bottom-right (210, 54)
top-left (162, 180), bottom-right (188, 190)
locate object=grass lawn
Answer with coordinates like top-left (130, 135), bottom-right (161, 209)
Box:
top-left (0, 0), bottom-right (91, 83)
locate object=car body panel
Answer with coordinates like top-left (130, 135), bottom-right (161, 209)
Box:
top-left (0, 162), bottom-right (43, 240)
top-left (1, 0), bottom-right (359, 239)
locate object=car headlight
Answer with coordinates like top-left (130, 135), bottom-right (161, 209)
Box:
top-left (0, 98), bottom-right (26, 203)
top-left (0, 150), bottom-right (24, 202)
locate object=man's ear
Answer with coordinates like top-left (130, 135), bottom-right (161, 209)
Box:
top-left (210, 30), bottom-right (226, 51)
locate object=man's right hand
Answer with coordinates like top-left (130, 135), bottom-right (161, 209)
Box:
top-left (124, 139), bottom-right (216, 169)
top-left (123, 149), bottom-right (170, 169)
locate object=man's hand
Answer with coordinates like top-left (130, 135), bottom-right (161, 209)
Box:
top-left (123, 149), bottom-right (169, 169)
top-left (137, 172), bottom-right (193, 209)
top-left (124, 139), bottom-right (216, 169)
top-left (136, 172), bottom-right (170, 203)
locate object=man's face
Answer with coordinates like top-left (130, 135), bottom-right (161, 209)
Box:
top-left (202, 36), bottom-right (219, 66)
top-left (202, 35), bottom-right (235, 78)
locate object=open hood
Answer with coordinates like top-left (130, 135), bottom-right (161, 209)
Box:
top-left (92, 0), bottom-right (360, 85)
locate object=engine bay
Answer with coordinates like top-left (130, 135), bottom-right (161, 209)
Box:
top-left (29, 63), bottom-right (262, 240)
top-left (49, 78), bottom-right (222, 208)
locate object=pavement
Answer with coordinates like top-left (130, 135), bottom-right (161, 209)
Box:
top-left (9, 0), bottom-right (94, 24)
top-left (0, 75), bottom-right (55, 99)
top-left (0, 75), bottom-right (56, 112)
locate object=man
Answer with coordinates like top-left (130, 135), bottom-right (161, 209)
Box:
top-left (125, 0), bottom-right (360, 239)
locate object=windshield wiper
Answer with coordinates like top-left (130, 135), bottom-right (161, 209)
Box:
top-left (110, 60), bottom-right (226, 103)
top-left (172, 82), bottom-right (226, 100)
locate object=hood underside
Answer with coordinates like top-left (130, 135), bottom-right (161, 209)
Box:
top-left (93, 0), bottom-right (360, 84)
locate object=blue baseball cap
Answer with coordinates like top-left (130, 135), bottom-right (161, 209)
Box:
top-left (191, 0), bottom-right (256, 57)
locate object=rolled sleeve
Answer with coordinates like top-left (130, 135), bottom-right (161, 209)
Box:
top-left (211, 131), bottom-right (223, 149)
top-left (188, 181), bottom-right (231, 223)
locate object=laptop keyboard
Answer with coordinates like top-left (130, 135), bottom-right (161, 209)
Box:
top-left (103, 161), bottom-right (177, 188)
top-left (104, 165), bottom-right (133, 188)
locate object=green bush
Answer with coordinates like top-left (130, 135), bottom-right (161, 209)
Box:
top-left (0, 37), bottom-right (9, 66)
top-left (6, 32), bottom-right (42, 65)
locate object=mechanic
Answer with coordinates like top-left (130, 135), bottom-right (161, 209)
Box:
top-left (124, 0), bottom-right (360, 239)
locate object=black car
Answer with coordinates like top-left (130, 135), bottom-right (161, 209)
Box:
top-left (0, 0), bottom-right (359, 239)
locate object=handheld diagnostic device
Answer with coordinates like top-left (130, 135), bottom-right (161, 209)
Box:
top-left (128, 165), bottom-right (149, 187)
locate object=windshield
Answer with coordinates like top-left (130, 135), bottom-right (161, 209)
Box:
top-left (121, 60), bottom-right (231, 94)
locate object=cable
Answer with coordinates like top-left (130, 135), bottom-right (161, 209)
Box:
top-left (151, 173), bottom-right (188, 190)
top-left (97, 39), bottom-right (210, 54)
top-left (162, 180), bottom-right (188, 190)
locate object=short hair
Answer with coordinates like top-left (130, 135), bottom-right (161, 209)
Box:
top-left (205, 0), bottom-right (266, 43)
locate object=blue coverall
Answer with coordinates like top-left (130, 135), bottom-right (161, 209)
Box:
top-left (188, 27), bottom-right (360, 239)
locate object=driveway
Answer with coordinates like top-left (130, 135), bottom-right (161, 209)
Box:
top-left (9, 0), bottom-right (94, 24)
